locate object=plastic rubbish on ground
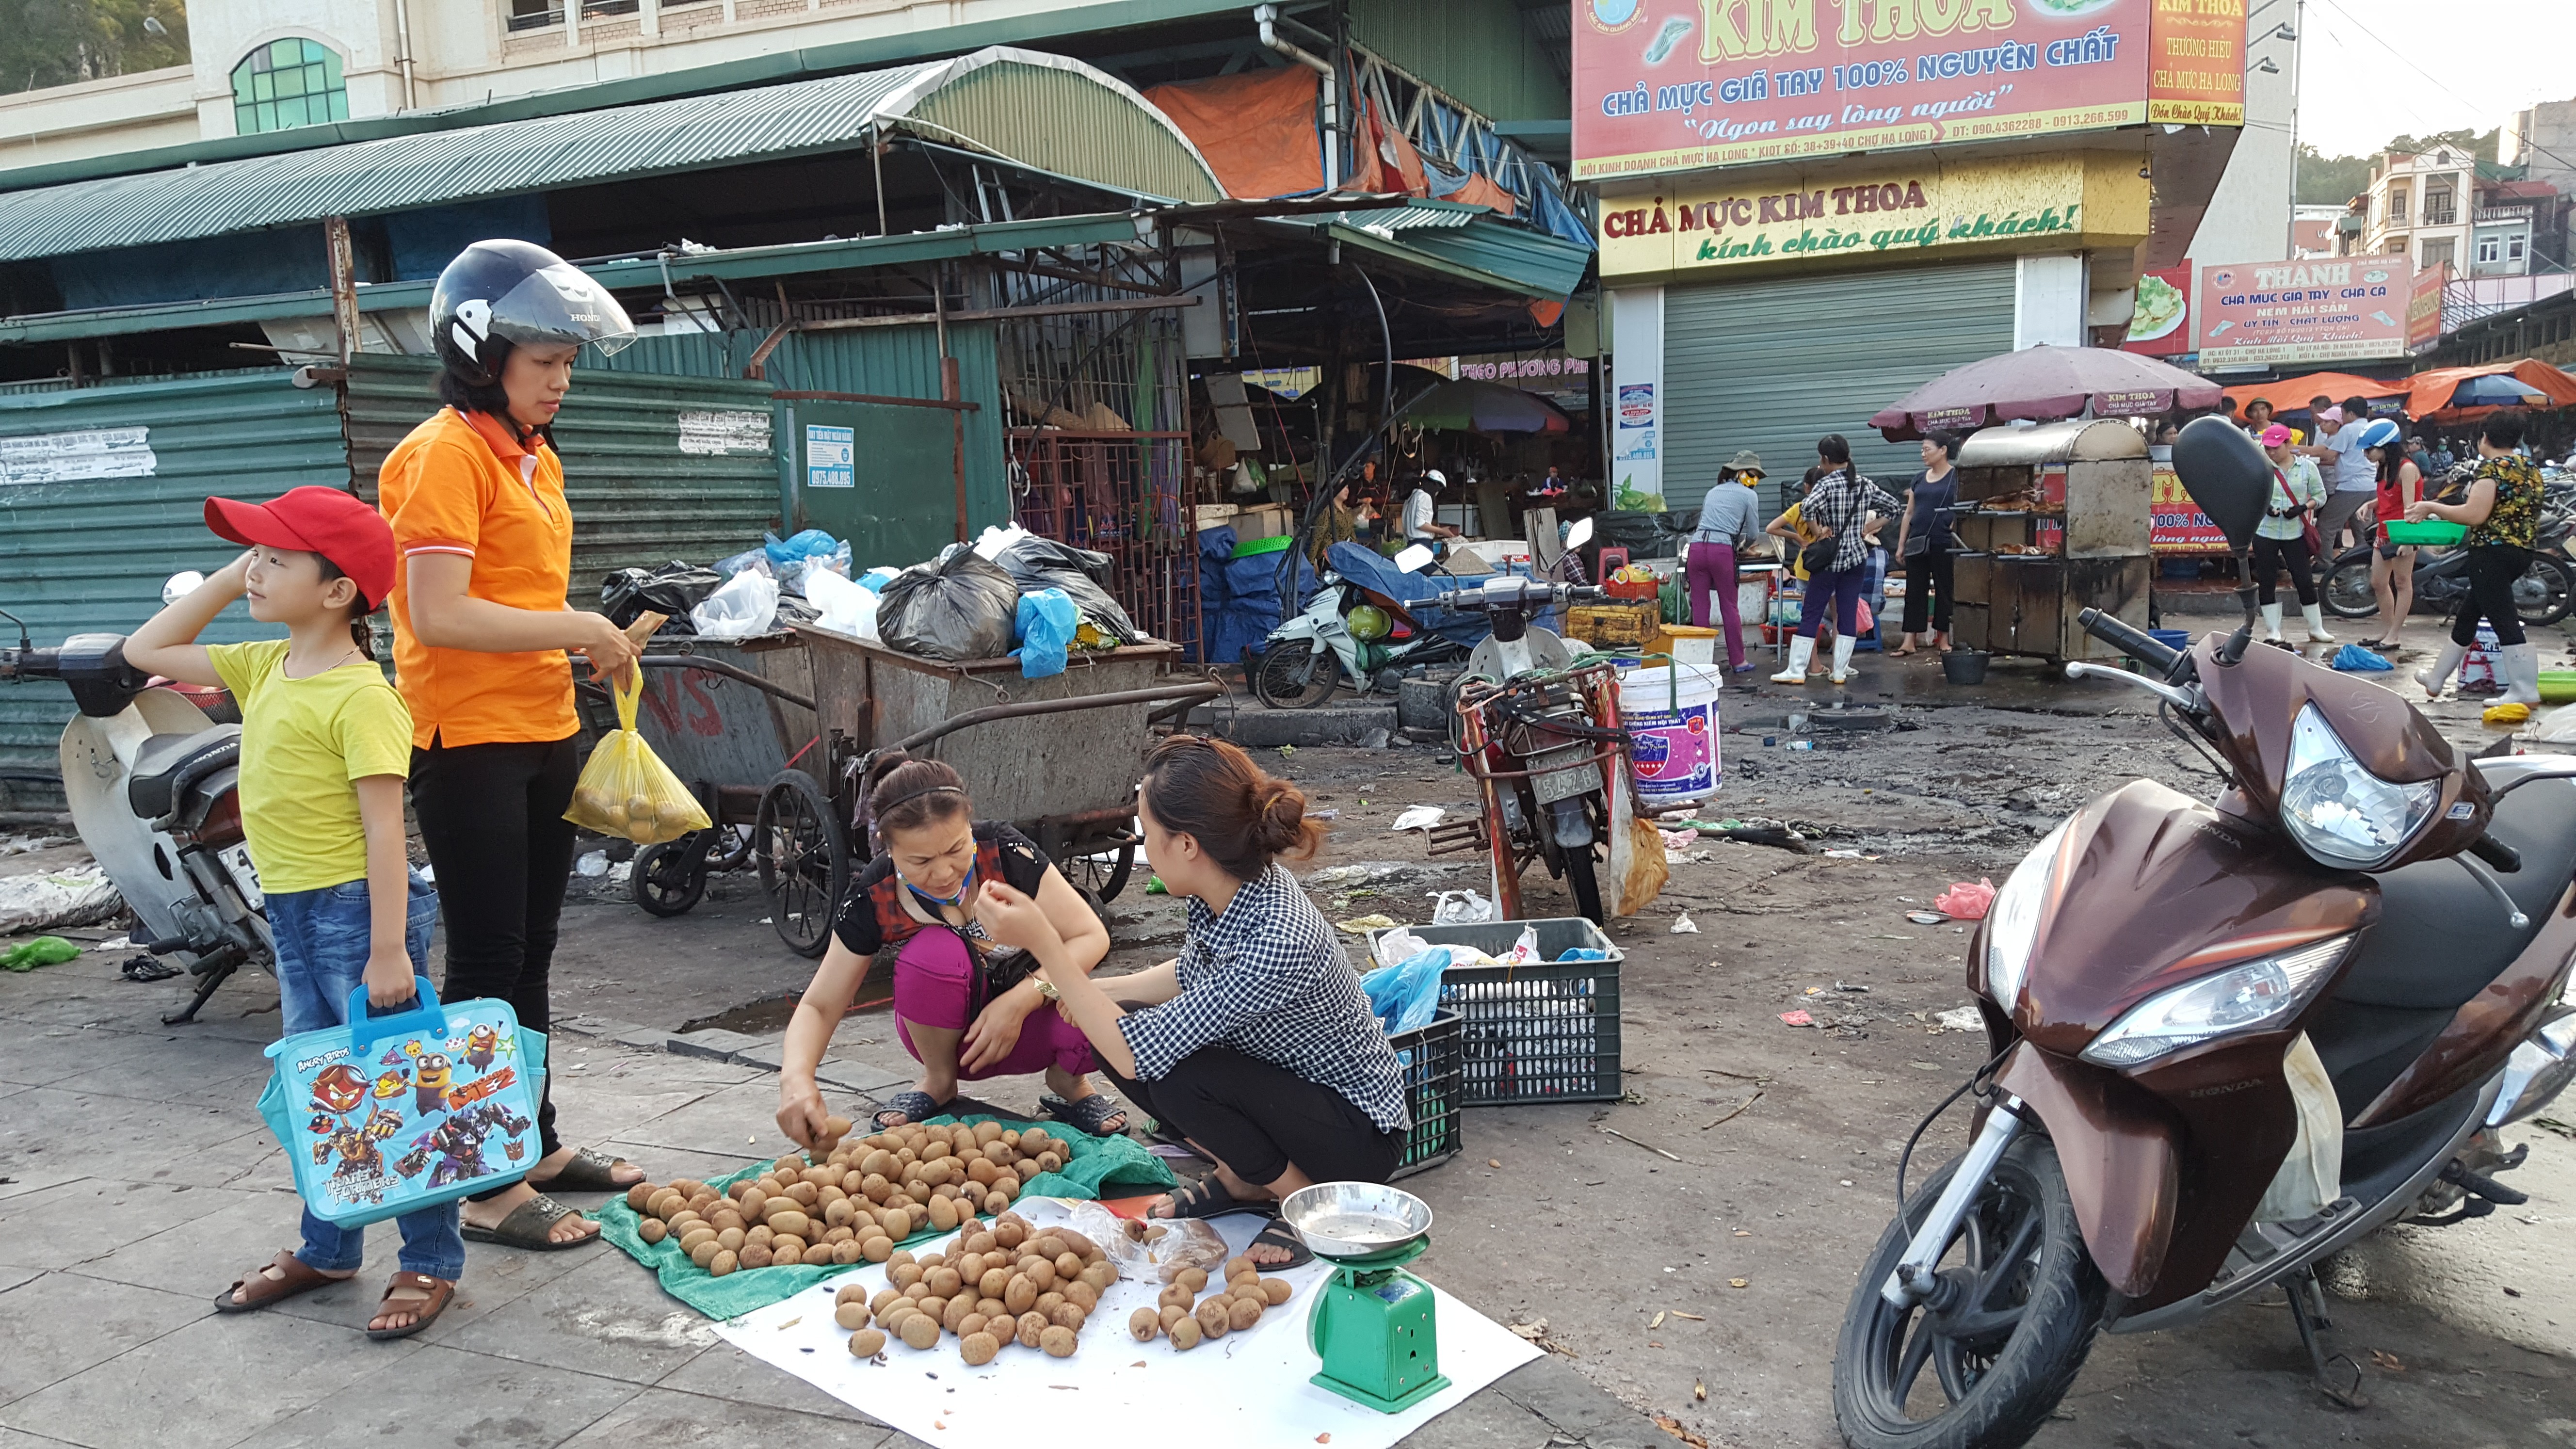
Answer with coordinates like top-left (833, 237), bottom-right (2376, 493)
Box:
top-left (873, 544), bottom-right (1020, 661)
top-left (1390, 805), bottom-right (1446, 832)
top-left (2529, 703), bottom-right (2576, 742)
top-left (1427, 888), bottom-right (1495, 925)
top-left (691, 567), bottom-right (780, 639)
top-left (575, 850), bottom-right (610, 878)
top-left (1934, 878), bottom-right (1996, 920)
top-left (1, 935), bottom-right (80, 971)
top-left (1778, 1009), bottom-right (1815, 1027)
top-left (2330, 644), bottom-right (2393, 672)
top-left (1359, 944), bottom-right (1450, 1035)
top-left (2484, 701), bottom-right (2533, 727)
top-left (1333, 913), bottom-right (1404, 934)
top-left (564, 675), bottom-right (714, 845)
top-left (803, 567), bottom-right (879, 638)
top-left (1670, 911), bottom-right (1699, 934)
top-left (1016, 588), bottom-right (1078, 679)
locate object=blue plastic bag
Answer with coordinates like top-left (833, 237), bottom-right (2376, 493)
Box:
top-left (258, 975), bottom-right (549, 1228)
top-left (1360, 946), bottom-right (1450, 1035)
top-left (1016, 588), bottom-right (1078, 678)
top-left (765, 528), bottom-right (842, 567)
top-left (2331, 644), bottom-right (2394, 672)
top-left (857, 566), bottom-right (902, 594)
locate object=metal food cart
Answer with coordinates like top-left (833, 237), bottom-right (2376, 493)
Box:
top-left (629, 628), bottom-right (1217, 956)
top-left (1948, 419), bottom-right (2154, 664)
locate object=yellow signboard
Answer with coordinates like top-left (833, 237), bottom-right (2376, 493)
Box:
top-left (1596, 151), bottom-right (2148, 282)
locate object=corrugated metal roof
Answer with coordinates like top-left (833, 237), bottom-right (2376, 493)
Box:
top-left (0, 48), bottom-right (1220, 265)
top-left (1326, 201), bottom-right (1487, 233)
top-left (1262, 202), bottom-right (1593, 299)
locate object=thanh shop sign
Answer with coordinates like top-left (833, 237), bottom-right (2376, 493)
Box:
top-left (1596, 152), bottom-right (2145, 278)
top-left (1573, 0), bottom-right (2244, 180)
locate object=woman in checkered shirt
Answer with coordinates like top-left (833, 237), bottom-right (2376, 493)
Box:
top-left (974, 734), bottom-right (1409, 1268)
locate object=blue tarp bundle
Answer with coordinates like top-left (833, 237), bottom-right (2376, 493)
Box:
top-left (1323, 542), bottom-right (1552, 646)
top-left (1196, 527), bottom-right (1323, 666)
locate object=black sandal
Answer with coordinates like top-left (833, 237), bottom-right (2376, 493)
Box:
top-left (1150, 1174), bottom-right (1273, 1221)
top-left (1246, 1218), bottom-right (1314, 1271)
top-left (871, 1090), bottom-right (948, 1131)
top-left (1038, 1092), bottom-right (1129, 1137)
top-left (526, 1146), bottom-right (639, 1193)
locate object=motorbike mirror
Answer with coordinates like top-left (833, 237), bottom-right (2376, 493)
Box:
top-left (1394, 543), bottom-right (1437, 574)
top-left (162, 571), bottom-right (205, 606)
top-left (2172, 417), bottom-right (2270, 555)
top-left (1564, 516), bottom-right (1595, 549)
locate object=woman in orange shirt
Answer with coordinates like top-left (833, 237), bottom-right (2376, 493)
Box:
top-left (380, 240), bottom-right (647, 1250)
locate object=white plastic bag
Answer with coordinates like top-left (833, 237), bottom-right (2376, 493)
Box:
top-left (804, 566), bottom-right (878, 637)
top-left (1428, 887), bottom-right (1495, 924)
top-left (691, 568), bottom-right (779, 639)
top-left (2254, 1033), bottom-right (2342, 1223)
top-left (1372, 926), bottom-right (1429, 969)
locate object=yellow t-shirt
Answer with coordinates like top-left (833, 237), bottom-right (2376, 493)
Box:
top-left (207, 640), bottom-right (415, 893)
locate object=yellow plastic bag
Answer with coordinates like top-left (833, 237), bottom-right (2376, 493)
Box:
top-left (565, 673), bottom-right (711, 845)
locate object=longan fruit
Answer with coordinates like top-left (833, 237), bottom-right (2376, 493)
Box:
top-left (746, 1224), bottom-right (774, 1249)
top-left (928, 1196), bottom-right (960, 1232)
top-left (690, 1240), bottom-right (722, 1269)
top-left (1159, 1304), bottom-right (1190, 1334)
top-left (1223, 1256), bottom-right (1256, 1281)
top-left (1195, 1298), bottom-right (1230, 1339)
top-left (1016, 1310), bottom-right (1049, 1349)
top-left (993, 1220), bottom-right (1028, 1250)
top-left (625, 1183), bottom-right (657, 1212)
top-left (639, 1219), bottom-right (667, 1244)
top-left (1159, 1284), bottom-right (1193, 1311)
top-left (1054, 1251), bottom-right (1084, 1281)
top-left (942, 1297), bottom-right (975, 1334)
top-left (1228, 1298), bottom-right (1262, 1331)
top-left (963, 1229), bottom-right (998, 1256)
top-left (959, 1311), bottom-right (990, 1341)
top-left (961, 1331), bottom-right (1001, 1366)
top-left (1048, 1302), bottom-right (1087, 1332)
top-left (849, 1328), bottom-right (887, 1358)
top-left (983, 1191), bottom-right (1011, 1215)
top-left (832, 1241), bottom-right (862, 1265)
top-left (862, 1236), bottom-right (894, 1264)
top-left (926, 1267), bottom-right (963, 1298)
top-left (1260, 1278), bottom-right (1292, 1306)
top-left (740, 1244), bottom-right (773, 1269)
top-left (772, 1234), bottom-right (806, 1258)
top-left (889, 1263), bottom-right (923, 1290)
top-left (710, 1250), bottom-right (739, 1277)
top-left (899, 1314), bottom-right (942, 1350)
top-left (1175, 1267), bottom-right (1209, 1294)
top-left (1062, 1281), bottom-right (1099, 1313)
top-left (1169, 1317), bottom-right (1204, 1351)
top-left (1039, 1324), bottom-right (1077, 1358)
top-left (1005, 1275), bottom-right (1039, 1315)
top-left (836, 1302), bottom-right (872, 1330)
top-left (1027, 1259), bottom-right (1058, 1292)
top-left (978, 1296), bottom-right (1008, 1320)
top-left (1130, 1307), bottom-right (1161, 1341)
top-left (871, 1288), bottom-right (903, 1317)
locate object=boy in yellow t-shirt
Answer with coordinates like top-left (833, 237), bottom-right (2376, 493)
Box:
top-left (125, 486), bottom-right (458, 1340)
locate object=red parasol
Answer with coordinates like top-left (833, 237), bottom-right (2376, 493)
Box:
top-left (1870, 345), bottom-right (2225, 441)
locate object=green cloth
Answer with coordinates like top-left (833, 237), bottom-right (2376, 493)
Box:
top-left (1, 936), bottom-right (80, 971)
top-left (598, 1114), bottom-right (1175, 1320)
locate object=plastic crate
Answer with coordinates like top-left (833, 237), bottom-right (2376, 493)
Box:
top-left (1386, 1010), bottom-right (1464, 1179)
top-left (2383, 519), bottom-right (2465, 546)
top-left (1366, 919), bottom-right (1624, 1105)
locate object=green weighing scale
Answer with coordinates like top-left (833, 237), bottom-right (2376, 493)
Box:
top-left (1281, 1182), bottom-right (1453, 1414)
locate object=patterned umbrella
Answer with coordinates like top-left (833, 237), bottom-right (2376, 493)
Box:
top-left (1869, 345), bottom-right (2224, 440)
top-left (1401, 379), bottom-right (1571, 434)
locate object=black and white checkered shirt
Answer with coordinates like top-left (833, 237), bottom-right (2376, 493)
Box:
top-left (1117, 865), bottom-right (1412, 1134)
top-left (1804, 467), bottom-right (1904, 574)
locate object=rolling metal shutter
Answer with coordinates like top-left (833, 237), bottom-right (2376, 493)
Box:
top-left (1663, 259), bottom-right (2016, 514)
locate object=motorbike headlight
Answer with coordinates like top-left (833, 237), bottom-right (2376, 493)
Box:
top-left (2079, 935), bottom-right (2352, 1068)
top-left (1982, 819), bottom-right (2070, 1012)
top-left (2280, 704), bottom-right (2439, 870)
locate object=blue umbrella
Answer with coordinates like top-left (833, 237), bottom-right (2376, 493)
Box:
top-left (2451, 374), bottom-right (2549, 407)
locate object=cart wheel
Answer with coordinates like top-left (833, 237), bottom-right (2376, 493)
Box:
top-left (756, 771), bottom-right (848, 959)
top-left (704, 823), bottom-right (754, 871)
top-left (631, 837), bottom-right (708, 918)
top-left (1063, 838), bottom-right (1137, 902)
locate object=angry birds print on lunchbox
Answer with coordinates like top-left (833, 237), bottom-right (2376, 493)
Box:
top-left (258, 975), bottom-right (548, 1227)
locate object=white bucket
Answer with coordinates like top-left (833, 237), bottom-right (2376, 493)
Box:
top-left (1621, 663), bottom-right (1724, 808)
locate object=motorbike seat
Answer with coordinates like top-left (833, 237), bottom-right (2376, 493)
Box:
top-left (127, 726), bottom-right (243, 821)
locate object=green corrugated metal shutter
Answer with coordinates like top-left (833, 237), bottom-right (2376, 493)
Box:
top-left (0, 370), bottom-right (349, 774)
top-left (603, 326), bottom-right (1010, 541)
top-left (1663, 260), bottom-right (2016, 514)
top-left (341, 355), bottom-right (783, 601)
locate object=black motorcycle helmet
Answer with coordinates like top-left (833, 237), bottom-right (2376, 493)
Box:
top-left (430, 239), bottom-right (636, 389)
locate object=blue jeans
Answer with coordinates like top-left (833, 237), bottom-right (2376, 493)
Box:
top-left (270, 871), bottom-right (464, 1281)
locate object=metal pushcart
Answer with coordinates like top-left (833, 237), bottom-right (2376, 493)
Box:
top-left (629, 625), bottom-right (1219, 957)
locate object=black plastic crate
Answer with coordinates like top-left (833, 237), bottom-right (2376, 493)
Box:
top-left (1387, 1010), bottom-right (1464, 1179)
top-left (1368, 919), bottom-right (1623, 1105)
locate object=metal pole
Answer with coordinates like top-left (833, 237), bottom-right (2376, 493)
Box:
top-left (324, 215), bottom-right (360, 364)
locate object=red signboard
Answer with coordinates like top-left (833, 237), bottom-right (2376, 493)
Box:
top-left (2120, 263), bottom-right (2192, 356)
top-left (1571, 0), bottom-right (2242, 179)
top-left (2151, 461), bottom-right (2228, 554)
top-left (2196, 255), bottom-right (2414, 368)
top-left (2406, 261), bottom-right (2449, 353)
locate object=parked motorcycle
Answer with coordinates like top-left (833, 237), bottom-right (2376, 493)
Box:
top-left (1832, 418), bottom-right (2576, 1448)
top-left (1252, 555), bottom-right (1472, 709)
top-left (0, 604), bottom-right (272, 1025)
top-left (2319, 520), bottom-right (2576, 626)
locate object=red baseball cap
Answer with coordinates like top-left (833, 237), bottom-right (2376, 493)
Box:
top-left (204, 486), bottom-right (397, 611)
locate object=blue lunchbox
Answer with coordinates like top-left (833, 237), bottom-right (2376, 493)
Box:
top-left (258, 976), bottom-right (549, 1227)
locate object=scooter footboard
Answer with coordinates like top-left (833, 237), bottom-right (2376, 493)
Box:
top-left (1992, 1045), bottom-right (2182, 1299)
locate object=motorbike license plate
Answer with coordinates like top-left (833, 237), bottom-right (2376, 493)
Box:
top-left (219, 844), bottom-right (264, 910)
top-left (1528, 746), bottom-right (1598, 805)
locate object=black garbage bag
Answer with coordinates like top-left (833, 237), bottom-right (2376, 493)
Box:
top-left (875, 545), bottom-right (1020, 660)
top-left (992, 533), bottom-right (1142, 643)
top-left (602, 562), bottom-right (724, 630)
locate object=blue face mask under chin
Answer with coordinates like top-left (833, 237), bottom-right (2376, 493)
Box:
top-left (903, 861), bottom-right (976, 909)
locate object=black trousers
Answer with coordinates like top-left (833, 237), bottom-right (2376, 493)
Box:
top-left (1900, 543), bottom-right (1953, 634)
top-left (411, 734), bottom-right (580, 1194)
top-left (2453, 544), bottom-right (2529, 647)
top-left (1105, 1046), bottom-right (1404, 1189)
top-left (2251, 533), bottom-right (2318, 606)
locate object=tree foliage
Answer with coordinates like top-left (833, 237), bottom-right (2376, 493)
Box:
top-left (2295, 127), bottom-right (2501, 206)
top-left (0, 0), bottom-right (189, 96)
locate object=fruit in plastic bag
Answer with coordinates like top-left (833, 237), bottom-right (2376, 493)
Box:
top-left (564, 673), bottom-right (712, 845)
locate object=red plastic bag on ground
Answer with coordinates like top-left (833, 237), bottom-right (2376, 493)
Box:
top-left (1934, 878), bottom-right (1995, 920)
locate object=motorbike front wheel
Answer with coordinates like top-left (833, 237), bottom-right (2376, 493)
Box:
top-left (2514, 552), bottom-right (2575, 626)
top-left (1832, 1134), bottom-right (2106, 1449)
top-left (1561, 846), bottom-right (1605, 925)
top-left (2320, 555), bottom-right (2380, 619)
top-left (1253, 644), bottom-right (1343, 709)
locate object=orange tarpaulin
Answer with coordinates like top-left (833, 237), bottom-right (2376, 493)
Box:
top-left (1350, 97), bottom-right (1428, 198)
top-left (2220, 372), bottom-right (2407, 414)
top-left (1439, 171), bottom-right (1517, 217)
top-left (1141, 67), bottom-right (1322, 200)
top-left (2405, 359), bottom-right (2576, 422)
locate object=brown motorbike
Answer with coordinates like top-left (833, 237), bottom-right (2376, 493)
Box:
top-left (1832, 418), bottom-right (2576, 1449)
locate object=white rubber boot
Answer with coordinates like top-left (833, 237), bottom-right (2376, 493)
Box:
top-left (2501, 643), bottom-right (2543, 706)
top-left (2302, 604), bottom-right (2336, 644)
top-left (1771, 635), bottom-right (1815, 685)
top-left (2260, 602), bottom-right (2284, 641)
top-left (2415, 641), bottom-right (2468, 700)
top-left (1828, 634), bottom-right (1857, 685)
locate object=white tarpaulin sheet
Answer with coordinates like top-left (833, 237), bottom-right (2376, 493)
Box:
top-left (713, 1204), bottom-right (1538, 1449)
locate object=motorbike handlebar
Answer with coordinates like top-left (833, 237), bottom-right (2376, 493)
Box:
top-left (1431, 582), bottom-right (1609, 612)
top-left (0, 646), bottom-right (60, 681)
top-left (2076, 608), bottom-right (2182, 677)
top-left (2469, 832), bottom-right (2523, 873)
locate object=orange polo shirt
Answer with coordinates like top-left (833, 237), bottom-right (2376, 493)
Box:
top-left (379, 407), bottom-right (579, 749)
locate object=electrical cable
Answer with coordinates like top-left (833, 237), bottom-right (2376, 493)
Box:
top-left (1894, 1040), bottom-right (2016, 1212)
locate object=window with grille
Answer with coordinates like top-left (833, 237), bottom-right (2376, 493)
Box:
top-left (2421, 237), bottom-right (2456, 270)
top-left (231, 38), bottom-right (348, 134)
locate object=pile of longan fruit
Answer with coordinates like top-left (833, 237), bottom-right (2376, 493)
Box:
top-left (838, 1212), bottom-right (1115, 1363)
top-left (624, 1118), bottom-right (1073, 1275)
top-left (1128, 1254), bottom-right (1295, 1352)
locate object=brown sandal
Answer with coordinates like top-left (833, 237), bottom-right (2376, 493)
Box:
top-left (216, 1249), bottom-right (345, 1313)
top-left (367, 1271), bottom-right (455, 1341)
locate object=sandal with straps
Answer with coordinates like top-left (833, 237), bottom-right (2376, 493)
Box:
top-left (215, 1249), bottom-right (346, 1313)
top-left (1149, 1174), bottom-right (1274, 1222)
top-left (1038, 1092), bottom-right (1129, 1138)
top-left (871, 1090), bottom-right (950, 1131)
top-left (527, 1145), bottom-right (641, 1193)
top-left (367, 1271), bottom-right (455, 1341)
top-left (460, 1191), bottom-right (597, 1252)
